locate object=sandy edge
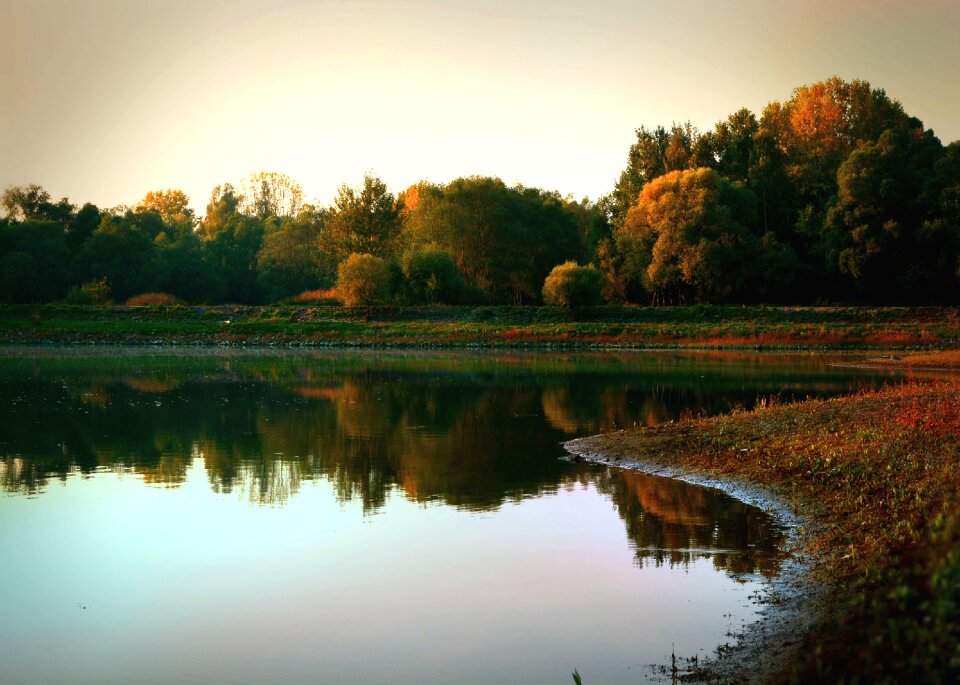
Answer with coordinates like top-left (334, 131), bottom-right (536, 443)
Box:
top-left (562, 436), bottom-right (829, 684)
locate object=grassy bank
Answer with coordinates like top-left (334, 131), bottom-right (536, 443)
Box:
top-left (1, 304), bottom-right (959, 348)
top-left (566, 359), bottom-right (960, 683)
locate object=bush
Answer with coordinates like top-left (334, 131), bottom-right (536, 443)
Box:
top-left (125, 292), bottom-right (181, 306)
top-left (542, 262), bottom-right (603, 306)
top-left (401, 245), bottom-right (464, 304)
top-left (289, 289), bottom-right (342, 305)
top-left (335, 253), bottom-right (391, 307)
top-left (65, 278), bottom-right (112, 305)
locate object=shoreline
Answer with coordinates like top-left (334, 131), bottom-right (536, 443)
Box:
top-left (563, 443), bottom-right (824, 684)
top-left (0, 336), bottom-right (952, 352)
top-left (563, 369), bottom-right (960, 683)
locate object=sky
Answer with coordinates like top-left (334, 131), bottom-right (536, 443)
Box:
top-left (2, 0), bottom-right (959, 215)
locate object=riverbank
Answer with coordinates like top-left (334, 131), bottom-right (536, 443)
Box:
top-left (1, 304), bottom-right (959, 349)
top-left (565, 364), bottom-right (960, 683)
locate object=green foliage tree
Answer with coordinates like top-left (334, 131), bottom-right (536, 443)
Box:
top-left (323, 174), bottom-right (402, 263)
top-left (0, 219), bottom-right (71, 302)
top-left (66, 203), bottom-right (102, 252)
top-left (199, 184), bottom-right (264, 303)
top-left (73, 215), bottom-right (163, 301)
top-left (0, 251), bottom-right (40, 303)
top-left (157, 230), bottom-right (221, 303)
top-left (256, 206), bottom-right (332, 301)
top-left (401, 177), bottom-right (582, 304)
top-left (542, 261), bottom-right (602, 307)
top-left (336, 253), bottom-right (391, 307)
top-left (711, 108), bottom-right (759, 184)
top-left (825, 126), bottom-right (954, 300)
top-left (400, 244), bottom-right (464, 304)
top-left (1, 184), bottom-right (72, 223)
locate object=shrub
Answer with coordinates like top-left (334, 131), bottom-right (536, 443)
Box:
top-left (125, 292), bottom-right (181, 306)
top-left (65, 278), bottom-right (112, 305)
top-left (401, 245), bottom-right (464, 304)
top-left (335, 253), bottom-right (391, 307)
top-left (290, 288), bottom-right (342, 305)
top-left (542, 262), bottom-right (603, 307)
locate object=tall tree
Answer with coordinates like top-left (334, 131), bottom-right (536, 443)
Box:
top-left (239, 171), bottom-right (304, 219)
top-left (136, 189), bottom-right (195, 237)
top-left (322, 174), bottom-right (402, 263)
top-left (200, 184), bottom-right (264, 303)
top-left (257, 205), bottom-right (331, 300)
top-left (824, 126), bottom-right (952, 300)
top-left (615, 168), bottom-right (761, 304)
top-left (402, 177), bottom-right (582, 304)
top-left (609, 123), bottom-right (704, 227)
top-left (73, 214), bottom-right (164, 301)
top-left (1, 184), bottom-right (73, 224)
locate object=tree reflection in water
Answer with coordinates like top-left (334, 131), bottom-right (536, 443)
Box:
top-left (0, 350), bottom-right (891, 576)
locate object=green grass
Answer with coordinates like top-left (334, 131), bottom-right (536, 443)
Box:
top-left (0, 304), bottom-right (958, 348)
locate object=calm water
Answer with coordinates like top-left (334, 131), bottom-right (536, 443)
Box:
top-left (0, 349), bottom-right (903, 684)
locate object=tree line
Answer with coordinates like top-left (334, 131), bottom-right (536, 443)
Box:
top-left (2, 77), bottom-right (958, 306)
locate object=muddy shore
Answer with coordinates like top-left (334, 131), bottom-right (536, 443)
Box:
top-left (563, 368), bottom-right (960, 683)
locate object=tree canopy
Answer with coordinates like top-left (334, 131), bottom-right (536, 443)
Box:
top-left (0, 77), bottom-right (957, 306)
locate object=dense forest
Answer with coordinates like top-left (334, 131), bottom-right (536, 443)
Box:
top-left (2, 77), bottom-right (958, 306)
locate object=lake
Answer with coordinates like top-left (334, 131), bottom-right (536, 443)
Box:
top-left (0, 349), bottom-right (903, 684)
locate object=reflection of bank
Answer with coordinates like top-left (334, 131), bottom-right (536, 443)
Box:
top-left (541, 385), bottom-right (678, 434)
top-left (594, 468), bottom-right (785, 578)
top-left (0, 350), bottom-right (892, 533)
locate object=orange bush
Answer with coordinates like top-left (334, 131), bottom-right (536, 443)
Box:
top-left (125, 293), bottom-right (180, 306)
top-left (291, 289), bottom-right (342, 305)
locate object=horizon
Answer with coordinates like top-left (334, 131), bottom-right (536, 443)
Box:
top-left (3, 0), bottom-right (960, 215)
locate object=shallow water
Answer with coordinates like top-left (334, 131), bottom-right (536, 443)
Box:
top-left (0, 349), bottom-right (903, 684)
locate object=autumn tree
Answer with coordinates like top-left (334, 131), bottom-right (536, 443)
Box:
top-left (136, 189), bottom-right (195, 236)
top-left (609, 123), bottom-right (708, 227)
top-left (615, 168), bottom-right (762, 303)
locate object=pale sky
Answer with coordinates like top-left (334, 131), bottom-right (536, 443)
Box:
top-left (2, 0), bottom-right (958, 215)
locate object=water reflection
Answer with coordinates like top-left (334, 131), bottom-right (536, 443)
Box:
top-left (0, 350), bottom-right (902, 685)
top-left (0, 349), bottom-right (893, 581)
top-left (596, 469), bottom-right (784, 575)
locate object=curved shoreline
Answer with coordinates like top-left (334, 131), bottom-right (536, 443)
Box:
top-left (563, 438), bottom-right (825, 683)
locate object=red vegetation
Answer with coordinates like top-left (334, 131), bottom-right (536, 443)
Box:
top-left (125, 293), bottom-right (181, 306)
top-left (291, 289), bottom-right (342, 305)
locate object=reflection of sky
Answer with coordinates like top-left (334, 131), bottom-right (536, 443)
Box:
top-left (1, 461), bottom-right (760, 685)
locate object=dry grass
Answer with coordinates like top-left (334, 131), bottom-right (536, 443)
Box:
top-left (867, 350), bottom-right (960, 369)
